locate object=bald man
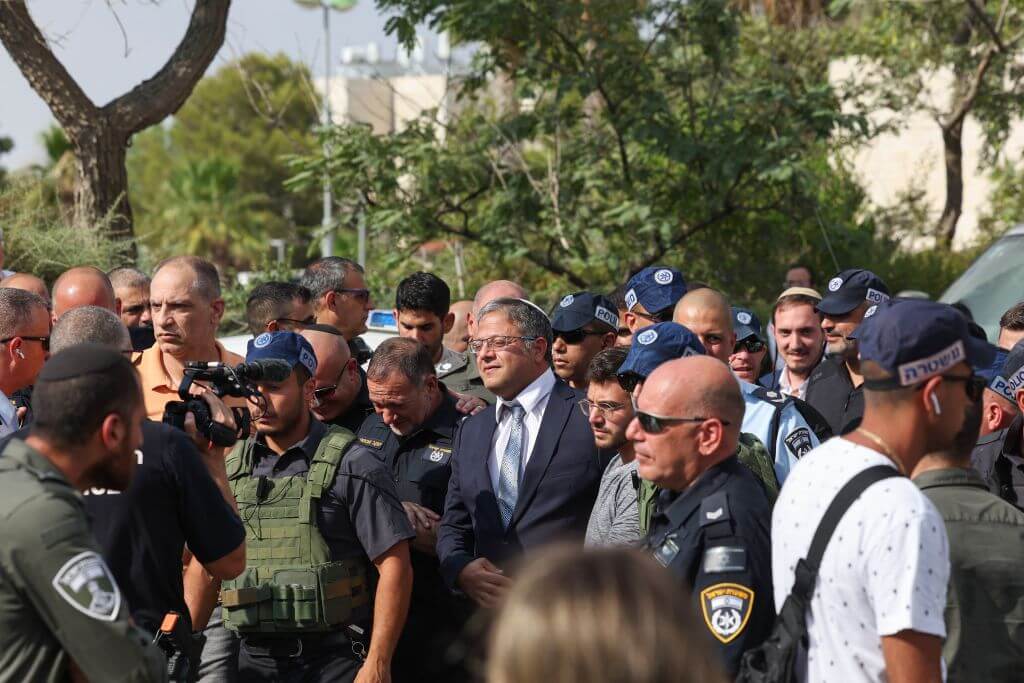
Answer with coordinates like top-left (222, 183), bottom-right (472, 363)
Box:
top-left (673, 288), bottom-right (736, 364)
top-left (675, 288), bottom-right (829, 484)
top-left (468, 280), bottom-right (527, 337)
top-left (300, 326), bottom-right (373, 433)
top-left (443, 300), bottom-right (473, 354)
top-left (634, 357), bottom-right (773, 676)
top-left (51, 266), bottom-right (119, 321)
top-left (0, 273), bottom-right (50, 302)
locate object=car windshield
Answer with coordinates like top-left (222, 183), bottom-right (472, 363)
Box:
top-left (941, 234), bottom-right (1024, 342)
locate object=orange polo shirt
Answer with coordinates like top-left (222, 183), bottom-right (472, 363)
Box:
top-left (134, 341), bottom-right (248, 420)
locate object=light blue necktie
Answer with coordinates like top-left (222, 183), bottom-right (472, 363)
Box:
top-left (497, 402), bottom-right (525, 528)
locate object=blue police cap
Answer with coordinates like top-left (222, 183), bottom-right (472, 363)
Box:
top-left (246, 331), bottom-right (318, 378)
top-left (731, 306), bottom-right (764, 342)
top-left (624, 266), bottom-right (687, 315)
top-left (988, 339), bottom-right (1024, 402)
top-left (855, 300), bottom-right (995, 388)
top-left (550, 292), bottom-right (619, 332)
top-left (617, 322), bottom-right (706, 380)
top-left (817, 268), bottom-right (890, 317)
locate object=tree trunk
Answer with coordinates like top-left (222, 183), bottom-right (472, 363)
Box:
top-left (938, 119), bottom-right (964, 248)
top-left (0, 0), bottom-right (231, 245)
top-left (73, 122), bottom-right (132, 240)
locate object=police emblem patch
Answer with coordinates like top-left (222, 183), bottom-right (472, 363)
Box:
top-left (784, 427), bottom-right (813, 457)
top-left (52, 551), bottom-right (121, 622)
top-left (864, 305), bottom-right (878, 318)
top-left (624, 289), bottom-right (638, 310)
top-left (828, 277), bottom-right (843, 292)
top-left (736, 311), bottom-right (752, 325)
top-left (700, 583), bottom-right (754, 644)
top-left (253, 333), bottom-right (273, 348)
top-left (654, 269), bottom-right (674, 285)
top-left (560, 294), bottom-right (575, 308)
top-left (637, 329), bottom-right (659, 345)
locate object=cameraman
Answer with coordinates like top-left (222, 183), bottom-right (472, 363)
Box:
top-left (48, 306), bottom-right (246, 638)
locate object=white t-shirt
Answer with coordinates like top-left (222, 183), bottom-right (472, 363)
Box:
top-left (772, 437), bottom-right (949, 682)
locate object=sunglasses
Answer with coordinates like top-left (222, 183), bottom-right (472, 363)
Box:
top-left (555, 329), bottom-right (606, 345)
top-left (939, 373), bottom-right (987, 403)
top-left (734, 338), bottom-right (766, 354)
top-left (335, 288), bottom-right (370, 302)
top-left (1, 335), bottom-right (50, 352)
top-left (634, 410), bottom-right (731, 434)
top-left (618, 372), bottom-right (643, 393)
top-left (273, 316), bottom-right (317, 328)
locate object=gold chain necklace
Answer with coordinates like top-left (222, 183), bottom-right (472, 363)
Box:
top-left (856, 428), bottom-right (906, 476)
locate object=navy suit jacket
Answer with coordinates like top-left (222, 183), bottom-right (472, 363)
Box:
top-left (437, 377), bottom-right (604, 589)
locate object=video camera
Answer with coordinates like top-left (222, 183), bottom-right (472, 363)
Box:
top-left (162, 359), bottom-right (291, 447)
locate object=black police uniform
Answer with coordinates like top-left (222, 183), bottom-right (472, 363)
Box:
top-left (328, 366), bottom-right (375, 434)
top-left (237, 418), bottom-right (414, 681)
top-left (803, 355), bottom-right (863, 436)
top-left (643, 456), bottom-right (774, 678)
top-left (971, 413), bottom-right (1024, 510)
top-left (353, 392), bottom-right (472, 682)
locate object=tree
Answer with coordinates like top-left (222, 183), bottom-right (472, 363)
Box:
top-left (129, 53), bottom-right (321, 270)
top-left (0, 131), bottom-right (12, 187)
top-left (289, 0), bottom-right (868, 299)
top-left (836, 0), bottom-right (1024, 247)
top-left (0, 0), bottom-right (230, 244)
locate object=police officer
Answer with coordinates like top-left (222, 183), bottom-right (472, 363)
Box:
top-left (0, 345), bottom-right (167, 681)
top-left (621, 265), bottom-right (687, 335)
top-left (674, 287), bottom-right (830, 484)
top-left (220, 332), bottom-right (414, 682)
top-left (353, 337), bottom-right (472, 681)
top-left (550, 291), bottom-right (619, 390)
top-left (804, 268), bottom-right (891, 435)
top-left (632, 355), bottom-right (773, 677)
top-left (972, 339), bottom-right (1024, 508)
top-left (615, 322), bottom-right (778, 534)
top-left (729, 306), bottom-right (771, 386)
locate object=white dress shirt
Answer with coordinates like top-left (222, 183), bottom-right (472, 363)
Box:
top-left (488, 369), bottom-right (557, 493)
top-left (777, 366), bottom-right (809, 400)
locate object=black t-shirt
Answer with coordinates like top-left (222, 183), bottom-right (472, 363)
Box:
top-left (84, 420), bottom-right (245, 633)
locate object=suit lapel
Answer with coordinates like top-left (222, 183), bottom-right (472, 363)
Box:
top-left (466, 406), bottom-right (499, 497)
top-left (509, 380), bottom-right (573, 528)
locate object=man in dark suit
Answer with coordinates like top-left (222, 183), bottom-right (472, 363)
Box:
top-left (437, 297), bottom-right (604, 607)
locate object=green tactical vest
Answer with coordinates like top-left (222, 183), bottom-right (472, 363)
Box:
top-left (636, 432), bottom-right (779, 536)
top-left (220, 426), bottom-right (371, 634)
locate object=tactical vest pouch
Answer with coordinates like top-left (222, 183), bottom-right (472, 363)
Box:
top-left (221, 427), bottom-right (370, 634)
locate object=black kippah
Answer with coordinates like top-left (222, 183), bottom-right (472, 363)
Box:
top-left (37, 343), bottom-right (126, 382)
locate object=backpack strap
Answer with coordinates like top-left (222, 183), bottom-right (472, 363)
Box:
top-left (789, 465), bottom-right (900, 603)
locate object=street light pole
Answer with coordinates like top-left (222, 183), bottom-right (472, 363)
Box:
top-left (320, 3), bottom-right (334, 257)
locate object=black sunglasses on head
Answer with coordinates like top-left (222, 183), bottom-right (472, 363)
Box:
top-left (618, 372), bottom-right (643, 393)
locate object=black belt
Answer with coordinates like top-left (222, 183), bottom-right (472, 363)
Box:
top-left (241, 626), bottom-right (367, 659)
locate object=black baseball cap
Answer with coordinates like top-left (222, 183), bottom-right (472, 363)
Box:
top-left (817, 269), bottom-right (890, 316)
top-left (731, 307), bottom-right (764, 343)
top-left (551, 292), bottom-right (619, 332)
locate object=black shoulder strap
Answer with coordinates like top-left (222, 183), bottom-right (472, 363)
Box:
top-left (789, 465), bottom-right (900, 602)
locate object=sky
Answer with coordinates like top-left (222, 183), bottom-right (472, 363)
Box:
top-left (0, 0), bottom-right (421, 169)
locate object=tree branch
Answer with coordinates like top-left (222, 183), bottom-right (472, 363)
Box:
top-left (944, 42), bottom-right (998, 130)
top-left (0, 0), bottom-right (99, 134)
top-left (104, 0), bottom-right (231, 134)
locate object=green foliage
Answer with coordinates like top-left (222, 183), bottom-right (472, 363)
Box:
top-left (978, 160), bottom-right (1024, 240)
top-left (129, 52), bottom-right (321, 272)
top-left (289, 0), bottom-right (874, 308)
top-left (38, 124), bottom-right (71, 168)
top-left (219, 251), bottom-right (303, 336)
top-left (0, 129), bottom-right (12, 187)
top-left (0, 178), bottom-right (133, 282)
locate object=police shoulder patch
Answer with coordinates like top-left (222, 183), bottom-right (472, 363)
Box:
top-left (52, 551), bottom-right (122, 622)
top-left (702, 546), bottom-right (747, 574)
top-left (784, 427), bottom-right (813, 458)
top-left (253, 333), bottom-right (272, 348)
top-left (699, 492), bottom-right (732, 527)
top-left (751, 386), bottom-right (789, 407)
top-left (700, 583), bottom-right (754, 644)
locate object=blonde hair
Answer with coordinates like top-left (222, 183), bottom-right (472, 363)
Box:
top-left (487, 546), bottom-right (726, 683)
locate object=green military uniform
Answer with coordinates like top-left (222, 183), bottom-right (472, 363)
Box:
top-left (637, 432), bottom-right (777, 535)
top-left (436, 349), bottom-right (495, 404)
top-left (0, 439), bottom-right (166, 683)
top-left (915, 466), bottom-right (1024, 682)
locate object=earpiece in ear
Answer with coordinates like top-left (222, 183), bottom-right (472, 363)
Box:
top-left (15, 349), bottom-right (25, 360)
top-left (930, 393), bottom-right (942, 415)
